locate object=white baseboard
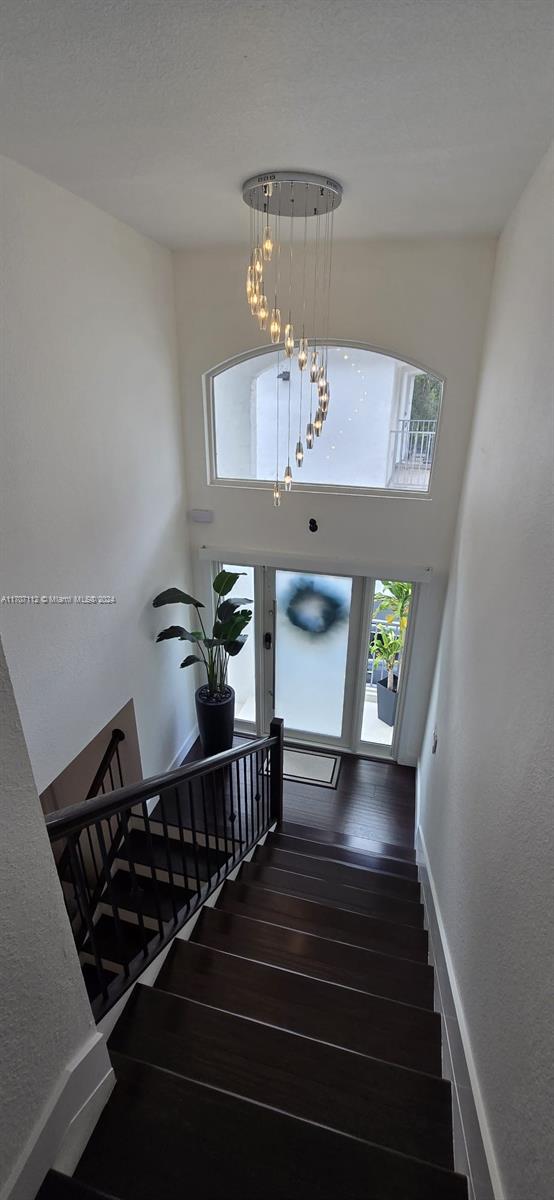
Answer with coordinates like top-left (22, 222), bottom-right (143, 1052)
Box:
top-left (416, 825), bottom-right (502, 1200)
top-left (168, 723), bottom-right (198, 770)
top-left (2, 1032), bottom-right (113, 1200)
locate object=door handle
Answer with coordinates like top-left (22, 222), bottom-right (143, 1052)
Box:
top-left (264, 632), bottom-right (272, 650)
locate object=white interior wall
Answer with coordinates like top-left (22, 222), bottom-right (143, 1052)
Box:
top-left (0, 154), bottom-right (197, 794)
top-left (418, 145), bottom-right (553, 1200)
top-left (174, 236), bottom-right (497, 760)
top-left (0, 634), bottom-right (102, 1193)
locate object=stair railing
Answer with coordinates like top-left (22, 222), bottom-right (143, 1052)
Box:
top-left (47, 719), bottom-right (284, 1020)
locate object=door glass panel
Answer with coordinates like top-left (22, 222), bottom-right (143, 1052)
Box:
top-left (361, 579), bottom-right (412, 745)
top-left (275, 571), bottom-right (353, 737)
top-left (222, 563), bottom-right (256, 724)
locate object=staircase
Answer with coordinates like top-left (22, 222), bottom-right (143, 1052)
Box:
top-left (40, 815), bottom-right (468, 1199)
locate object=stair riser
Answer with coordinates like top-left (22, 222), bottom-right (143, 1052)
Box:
top-left (271, 833), bottom-right (419, 880)
top-left (76, 1052), bottom-right (468, 1200)
top-left (130, 813), bottom-right (237, 857)
top-left (97, 900), bottom-right (173, 933)
top-left (194, 909), bottom-right (435, 1009)
top-left (254, 845), bottom-right (421, 902)
top-left (109, 987), bottom-right (454, 1168)
top-left (216, 884), bottom-right (429, 963)
top-left (239, 863), bottom-right (424, 927)
top-left (113, 856), bottom-right (209, 891)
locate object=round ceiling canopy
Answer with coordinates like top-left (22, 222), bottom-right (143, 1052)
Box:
top-left (242, 170), bottom-right (343, 218)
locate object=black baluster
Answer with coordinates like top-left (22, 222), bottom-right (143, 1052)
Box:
top-left (199, 775), bottom-right (212, 885)
top-left (120, 811), bottom-right (148, 957)
top-left (174, 783), bottom-right (192, 914)
top-left (242, 755), bottom-right (249, 847)
top-left (234, 758), bottom-right (243, 854)
top-left (209, 772), bottom-right (223, 881)
top-left (68, 836), bottom-right (108, 1000)
top-left (141, 800), bottom-right (164, 943)
top-left (157, 793), bottom-right (179, 924)
top-left (115, 743), bottom-right (124, 789)
top-left (96, 817), bottom-right (130, 978)
top-left (227, 764), bottom-right (238, 858)
top-left (187, 780), bottom-right (203, 899)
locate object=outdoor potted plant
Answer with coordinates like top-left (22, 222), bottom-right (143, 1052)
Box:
top-left (369, 581), bottom-right (412, 727)
top-left (153, 570), bottom-right (252, 757)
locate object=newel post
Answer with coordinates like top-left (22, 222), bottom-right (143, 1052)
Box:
top-left (269, 717), bottom-right (284, 825)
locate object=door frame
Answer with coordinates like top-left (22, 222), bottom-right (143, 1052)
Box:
top-left (203, 551), bottom-right (420, 761)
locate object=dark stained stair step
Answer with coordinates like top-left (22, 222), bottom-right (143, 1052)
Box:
top-left (239, 859), bottom-right (424, 927)
top-left (217, 879), bottom-right (428, 963)
top-left (36, 1170), bottom-right (118, 1198)
top-left (117, 827), bottom-right (227, 881)
top-left (279, 820), bottom-right (417, 863)
top-left (253, 843), bottom-right (421, 901)
top-left (109, 983), bottom-right (453, 1167)
top-left (193, 906), bottom-right (435, 1009)
top-left (81, 962), bottom-right (118, 1004)
top-left (156, 939), bottom-right (442, 1076)
top-left (106, 869), bottom-right (194, 923)
top-left (83, 914), bottom-right (159, 967)
top-left (270, 831), bottom-right (419, 880)
top-left (75, 1052), bottom-right (467, 1200)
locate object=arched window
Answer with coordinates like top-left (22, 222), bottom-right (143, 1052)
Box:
top-left (205, 343), bottom-right (443, 494)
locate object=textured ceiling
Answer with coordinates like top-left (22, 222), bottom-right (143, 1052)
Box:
top-left (0, 0), bottom-right (552, 247)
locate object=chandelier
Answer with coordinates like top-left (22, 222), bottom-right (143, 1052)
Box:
top-left (242, 171), bottom-right (343, 505)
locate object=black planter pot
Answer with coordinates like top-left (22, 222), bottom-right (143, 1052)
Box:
top-left (195, 685), bottom-right (235, 757)
top-left (376, 676), bottom-right (398, 727)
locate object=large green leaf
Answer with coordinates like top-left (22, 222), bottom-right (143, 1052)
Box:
top-left (153, 588), bottom-right (204, 608)
top-left (216, 597), bottom-right (252, 623)
top-left (212, 570), bottom-right (245, 597)
top-left (156, 625), bottom-right (202, 643)
top-left (225, 635), bottom-right (247, 657)
top-left (180, 655), bottom-right (202, 668)
top-left (214, 610), bottom-right (252, 642)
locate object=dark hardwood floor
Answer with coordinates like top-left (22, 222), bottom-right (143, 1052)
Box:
top-left (183, 739), bottom-right (415, 851)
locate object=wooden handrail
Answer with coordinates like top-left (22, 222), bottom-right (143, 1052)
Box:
top-left (46, 733), bottom-right (278, 841)
top-left (85, 727), bottom-right (125, 800)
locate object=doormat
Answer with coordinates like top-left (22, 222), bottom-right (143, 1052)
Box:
top-left (265, 747), bottom-right (341, 789)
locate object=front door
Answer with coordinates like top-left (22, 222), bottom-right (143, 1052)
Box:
top-left (219, 560), bottom-right (416, 759)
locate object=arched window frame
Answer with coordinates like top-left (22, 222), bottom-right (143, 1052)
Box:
top-left (203, 339), bottom-right (445, 498)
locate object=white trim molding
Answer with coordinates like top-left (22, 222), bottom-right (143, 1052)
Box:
top-left (416, 826), bottom-right (502, 1200)
top-left (168, 723), bottom-right (199, 771)
top-left (2, 1033), bottom-right (113, 1200)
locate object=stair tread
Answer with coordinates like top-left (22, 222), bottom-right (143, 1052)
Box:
top-left (193, 906), bottom-right (435, 1009)
top-left (81, 962), bottom-right (118, 1003)
top-left (218, 879), bottom-right (428, 963)
top-left (76, 1051), bottom-right (467, 1200)
top-left (36, 1170), bottom-right (118, 1198)
top-left (239, 860), bottom-right (424, 927)
top-left (118, 827), bottom-right (227, 881)
top-left (109, 983), bottom-right (453, 1167)
top-left (157, 939), bottom-right (442, 1076)
top-left (271, 832), bottom-right (419, 879)
top-left (254, 843), bottom-right (421, 901)
top-left (84, 914), bottom-right (159, 966)
top-left (108, 869), bottom-right (194, 922)
top-left (279, 820), bottom-right (417, 863)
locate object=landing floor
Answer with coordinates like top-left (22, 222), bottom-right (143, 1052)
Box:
top-left (183, 740), bottom-right (415, 852)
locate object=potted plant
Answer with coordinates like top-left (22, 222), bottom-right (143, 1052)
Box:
top-left (369, 581), bottom-right (412, 727)
top-left (370, 626), bottom-right (403, 726)
top-left (153, 570), bottom-right (252, 757)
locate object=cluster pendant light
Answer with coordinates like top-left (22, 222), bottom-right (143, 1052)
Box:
top-left (242, 171), bottom-right (342, 505)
